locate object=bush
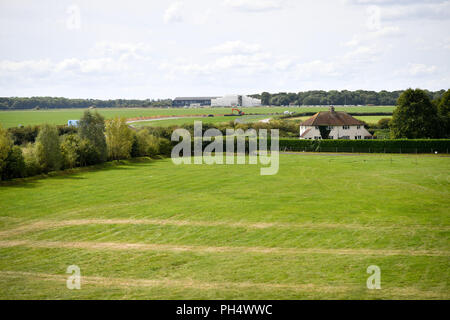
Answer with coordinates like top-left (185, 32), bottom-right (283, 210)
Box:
top-left (277, 138), bottom-right (450, 153)
top-left (8, 126), bottom-right (39, 145)
top-left (0, 125), bottom-right (13, 178)
top-left (35, 125), bottom-right (63, 173)
top-left (1, 146), bottom-right (26, 180)
top-left (22, 143), bottom-right (42, 176)
top-left (79, 110), bottom-right (107, 163)
top-left (105, 117), bottom-right (133, 160)
top-left (377, 118), bottom-right (391, 129)
top-left (78, 139), bottom-right (99, 166)
top-left (60, 134), bottom-right (81, 169)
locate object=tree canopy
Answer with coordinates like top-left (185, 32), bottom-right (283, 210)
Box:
top-left (390, 89), bottom-right (440, 139)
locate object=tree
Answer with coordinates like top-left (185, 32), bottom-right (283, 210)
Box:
top-left (261, 92), bottom-right (271, 105)
top-left (60, 134), bottom-right (81, 169)
top-left (390, 89), bottom-right (439, 139)
top-left (35, 124), bottom-right (63, 172)
top-left (78, 139), bottom-right (98, 166)
top-left (0, 125), bottom-right (13, 179)
top-left (377, 118), bottom-right (391, 129)
top-left (78, 110), bottom-right (107, 163)
top-left (2, 146), bottom-right (26, 180)
top-left (105, 117), bottom-right (133, 160)
top-left (436, 89), bottom-right (450, 138)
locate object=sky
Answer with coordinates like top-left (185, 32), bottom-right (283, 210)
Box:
top-left (0, 0), bottom-right (449, 99)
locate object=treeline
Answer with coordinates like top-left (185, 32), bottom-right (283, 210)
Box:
top-left (0, 97), bottom-right (172, 110)
top-left (0, 111), bottom-right (171, 181)
top-left (251, 90), bottom-right (447, 106)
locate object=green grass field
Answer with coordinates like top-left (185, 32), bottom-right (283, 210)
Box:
top-left (0, 153), bottom-right (448, 299)
top-left (288, 115), bottom-right (391, 124)
top-left (130, 115), bottom-right (270, 128)
top-left (0, 106), bottom-right (395, 128)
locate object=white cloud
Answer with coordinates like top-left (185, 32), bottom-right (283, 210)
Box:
top-left (223, 0), bottom-right (283, 12)
top-left (208, 41), bottom-right (261, 55)
top-left (381, 2), bottom-right (450, 20)
top-left (396, 63), bottom-right (438, 77)
top-left (371, 25), bottom-right (401, 37)
top-left (163, 2), bottom-right (184, 23)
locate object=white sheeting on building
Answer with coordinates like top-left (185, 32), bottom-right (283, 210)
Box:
top-left (211, 95), bottom-right (261, 107)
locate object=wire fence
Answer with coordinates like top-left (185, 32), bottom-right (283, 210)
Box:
top-left (280, 147), bottom-right (449, 154)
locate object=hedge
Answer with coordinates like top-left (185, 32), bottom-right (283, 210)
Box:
top-left (278, 138), bottom-right (450, 154)
top-left (178, 138), bottom-right (450, 154)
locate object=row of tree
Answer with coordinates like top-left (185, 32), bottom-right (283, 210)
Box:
top-left (1, 89), bottom-right (447, 110)
top-left (0, 97), bottom-right (172, 110)
top-left (253, 90), bottom-right (447, 106)
top-left (0, 111), bottom-right (171, 180)
top-left (390, 89), bottom-right (449, 139)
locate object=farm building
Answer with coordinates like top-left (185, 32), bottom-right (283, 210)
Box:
top-left (299, 106), bottom-right (372, 140)
top-left (211, 95), bottom-right (261, 107)
top-left (172, 95), bottom-right (261, 107)
top-left (172, 97), bottom-right (219, 107)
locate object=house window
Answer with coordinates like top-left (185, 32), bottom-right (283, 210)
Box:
top-left (341, 136), bottom-right (350, 139)
top-left (314, 136), bottom-right (321, 140)
top-left (343, 125), bottom-right (350, 130)
top-left (327, 126), bottom-right (333, 130)
top-left (355, 135), bottom-right (362, 140)
top-left (315, 126), bottom-right (319, 129)
top-left (329, 136), bottom-right (334, 139)
top-left (357, 125), bottom-right (361, 129)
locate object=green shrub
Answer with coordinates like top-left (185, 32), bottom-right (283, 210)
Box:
top-left (277, 138), bottom-right (450, 153)
top-left (22, 143), bottom-right (42, 176)
top-left (1, 146), bottom-right (26, 180)
top-left (60, 134), bottom-right (81, 169)
top-left (35, 125), bottom-right (63, 173)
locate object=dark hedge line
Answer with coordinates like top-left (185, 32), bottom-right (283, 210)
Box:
top-left (278, 138), bottom-right (450, 153)
top-left (280, 112), bottom-right (393, 119)
top-left (8, 125), bottom-right (78, 145)
top-left (176, 138), bottom-right (450, 154)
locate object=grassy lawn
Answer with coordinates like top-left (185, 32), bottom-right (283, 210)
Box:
top-left (0, 106), bottom-right (395, 128)
top-left (288, 115), bottom-right (391, 124)
top-left (130, 115), bottom-right (269, 128)
top-left (0, 153), bottom-right (448, 299)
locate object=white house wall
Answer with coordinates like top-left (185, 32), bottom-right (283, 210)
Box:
top-left (300, 125), bottom-right (372, 139)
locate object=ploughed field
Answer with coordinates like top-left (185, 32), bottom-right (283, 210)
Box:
top-left (0, 106), bottom-right (395, 128)
top-left (0, 153), bottom-right (448, 299)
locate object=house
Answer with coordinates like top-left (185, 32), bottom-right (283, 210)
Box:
top-left (299, 106), bottom-right (372, 140)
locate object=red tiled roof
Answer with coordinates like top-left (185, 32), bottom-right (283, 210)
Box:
top-left (301, 111), bottom-right (365, 126)
top-left (300, 128), bottom-right (312, 138)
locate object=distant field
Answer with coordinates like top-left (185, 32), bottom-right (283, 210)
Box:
top-left (130, 115), bottom-right (269, 128)
top-left (0, 106), bottom-right (395, 128)
top-left (0, 153), bottom-right (448, 299)
top-left (288, 115), bottom-right (391, 124)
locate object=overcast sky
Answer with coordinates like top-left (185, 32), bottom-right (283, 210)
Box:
top-left (0, 0), bottom-right (449, 99)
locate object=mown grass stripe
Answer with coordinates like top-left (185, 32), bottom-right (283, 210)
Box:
top-left (0, 240), bottom-right (447, 257)
top-left (0, 271), bottom-right (446, 299)
top-left (1, 218), bottom-right (448, 240)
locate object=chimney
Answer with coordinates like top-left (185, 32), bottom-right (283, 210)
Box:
top-left (330, 106), bottom-right (335, 113)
